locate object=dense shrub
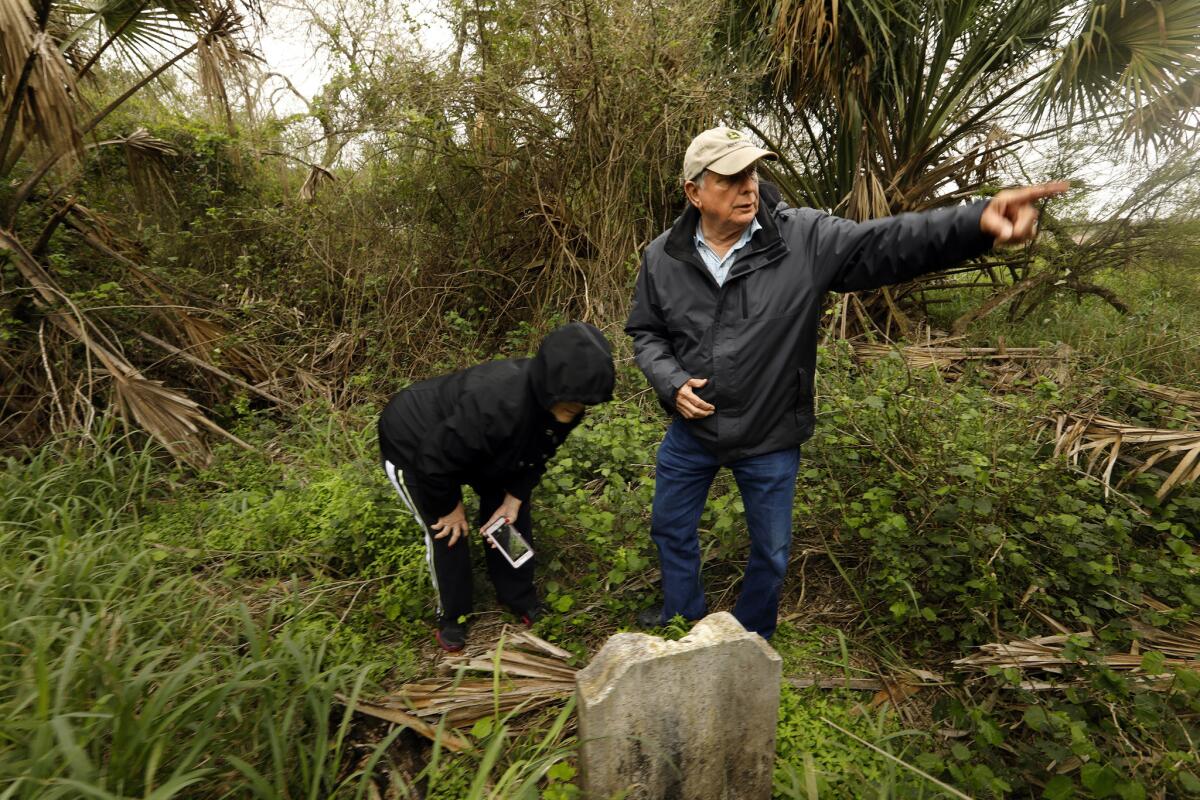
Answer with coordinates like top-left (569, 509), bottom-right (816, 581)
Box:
top-left (798, 342), bottom-right (1200, 648)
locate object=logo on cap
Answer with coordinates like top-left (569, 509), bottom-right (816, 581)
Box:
top-left (726, 131), bottom-right (741, 140)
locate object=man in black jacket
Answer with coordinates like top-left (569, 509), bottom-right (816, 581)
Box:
top-left (626, 126), bottom-right (1067, 638)
top-left (378, 322), bottom-right (615, 651)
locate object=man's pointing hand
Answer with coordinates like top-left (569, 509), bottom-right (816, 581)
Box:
top-left (980, 181), bottom-right (1070, 245)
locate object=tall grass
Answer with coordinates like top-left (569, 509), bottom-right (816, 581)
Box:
top-left (0, 423), bottom-right (397, 798)
top-left (939, 259), bottom-right (1200, 385)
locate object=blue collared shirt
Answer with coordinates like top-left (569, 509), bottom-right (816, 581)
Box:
top-left (695, 218), bottom-right (761, 286)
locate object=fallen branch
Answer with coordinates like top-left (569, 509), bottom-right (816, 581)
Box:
top-left (135, 329), bottom-right (296, 410)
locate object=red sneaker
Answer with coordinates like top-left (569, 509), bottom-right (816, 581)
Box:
top-left (436, 623), bottom-right (466, 652)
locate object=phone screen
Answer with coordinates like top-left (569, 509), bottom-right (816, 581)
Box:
top-left (491, 522), bottom-right (531, 563)
top-left (483, 519), bottom-right (533, 567)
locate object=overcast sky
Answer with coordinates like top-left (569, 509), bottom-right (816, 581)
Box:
top-left (253, 0), bottom-right (454, 110)
top-left (248, 1), bottom-right (1168, 219)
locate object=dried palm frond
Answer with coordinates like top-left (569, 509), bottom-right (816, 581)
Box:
top-left (762, 0), bottom-right (843, 104)
top-left (852, 340), bottom-right (1056, 370)
top-left (108, 358), bottom-right (213, 463)
top-left (121, 127), bottom-right (179, 157)
top-left (0, 228), bottom-right (246, 465)
top-left (1053, 413), bottom-right (1200, 499)
top-left (955, 632), bottom-right (1098, 674)
top-left (195, 2), bottom-right (252, 126)
top-left (1130, 597), bottom-right (1200, 661)
top-left (51, 202), bottom-right (274, 387)
top-left (954, 633), bottom-right (1197, 691)
top-left (1131, 621), bottom-right (1200, 661)
top-left (174, 312), bottom-right (270, 383)
top-left (852, 339), bottom-right (1072, 387)
top-left (1128, 377), bottom-right (1200, 417)
top-left (350, 628), bottom-right (576, 746)
top-left (122, 128), bottom-right (179, 213)
top-left (346, 697), bottom-right (472, 753)
top-left (0, 0), bottom-right (83, 162)
top-left (842, 160), bottom-right (890, 222)
top-left (299, 164), bottom-right (335, 201)
top-left (955, 601), bottom-right (1200, 691)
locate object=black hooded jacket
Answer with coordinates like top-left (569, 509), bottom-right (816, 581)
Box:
top-left (626, 199), bottom-right (994, 461)
top-left (378, 322), bottom-right (615, 517)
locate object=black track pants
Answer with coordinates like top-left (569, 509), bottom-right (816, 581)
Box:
top-left (382, 460), bottom-right (537, 625)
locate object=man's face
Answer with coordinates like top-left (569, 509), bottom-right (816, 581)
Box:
top-left (684, 165), bottom-right (760, 233)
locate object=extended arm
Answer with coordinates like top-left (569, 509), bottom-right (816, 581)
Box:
top-left (816, 202), bottom-right (993, 293)
top-left (816, 182), bottom-right (1069, 293)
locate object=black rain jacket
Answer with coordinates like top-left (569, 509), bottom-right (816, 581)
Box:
top-left (378, 322), bottom-right (615, 517)
top-left (625, 200), bottom-right (994, 461)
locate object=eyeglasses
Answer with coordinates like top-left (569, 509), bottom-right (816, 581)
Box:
top-left (712, 167), bottom-right (759, 187)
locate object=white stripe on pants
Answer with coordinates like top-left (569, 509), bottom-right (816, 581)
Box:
top-left (383, 460), bottom-right (442, 616)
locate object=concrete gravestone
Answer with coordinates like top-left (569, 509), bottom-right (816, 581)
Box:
top-left (575, 612), bottom-right (783, 799)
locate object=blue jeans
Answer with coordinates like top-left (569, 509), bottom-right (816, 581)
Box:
top-left (650, 420), bottom-right (799, 638)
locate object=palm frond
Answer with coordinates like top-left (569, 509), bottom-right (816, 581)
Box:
top-left (0, 0), bottom-right (83, 163)
top-left (1129, 377), bottom-right (1200, 416)
top-left (953, 631), bottom-right (1196, 690)
top-left (174, 312), bottom-right (270, 383)
top-left (195, 1), bottom-right (253, 122)
top-left (108, 361), bottom-right (213, 464)
top-left (349, 628), bottom-right (576, 747)
top-left (119, 127), bottom-right (180, 213)
top-left (1122, 70), bottom-right (1200, 148)
top-left (298, 164), bottom-right (334, 201)
top-left (955, 598), bottom-right (1200, 692)
top-left (852, 338), bottom-right (1073, 386)
top-left (1053, 412), bottom-right (1200, 499)
top-left (61, 0), bottom-right (194, 60)
top-left (1032, 0), bottom-right (1200, 148)
top-left (0, 228), bottom-right (242, 466)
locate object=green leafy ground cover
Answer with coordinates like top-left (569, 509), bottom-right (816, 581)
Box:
top-left (3, 267), bottom-right (1199, 798)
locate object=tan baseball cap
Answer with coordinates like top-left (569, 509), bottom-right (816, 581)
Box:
top-left (683, 127), bottom-right (777, 182)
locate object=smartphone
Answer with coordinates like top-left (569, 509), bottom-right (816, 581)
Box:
top-left (482, 518), bottom-right (534, 569)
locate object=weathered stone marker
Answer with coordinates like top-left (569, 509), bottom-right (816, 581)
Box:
top-left (575, 612), bottom-right (782, 800)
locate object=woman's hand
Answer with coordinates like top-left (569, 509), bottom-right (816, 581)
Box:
top-left (481, 494), bottom-right (523, 548)
top-left (431, 502), bottom-right (469, 547)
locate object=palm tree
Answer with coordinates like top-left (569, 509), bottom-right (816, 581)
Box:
top-left (723, 0), bottom-right (1200, 333)
top-left (0, 0), bottom-right (262, 461)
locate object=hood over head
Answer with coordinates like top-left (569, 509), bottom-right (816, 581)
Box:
top-left (530, 322), bottom-right (615, 409)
